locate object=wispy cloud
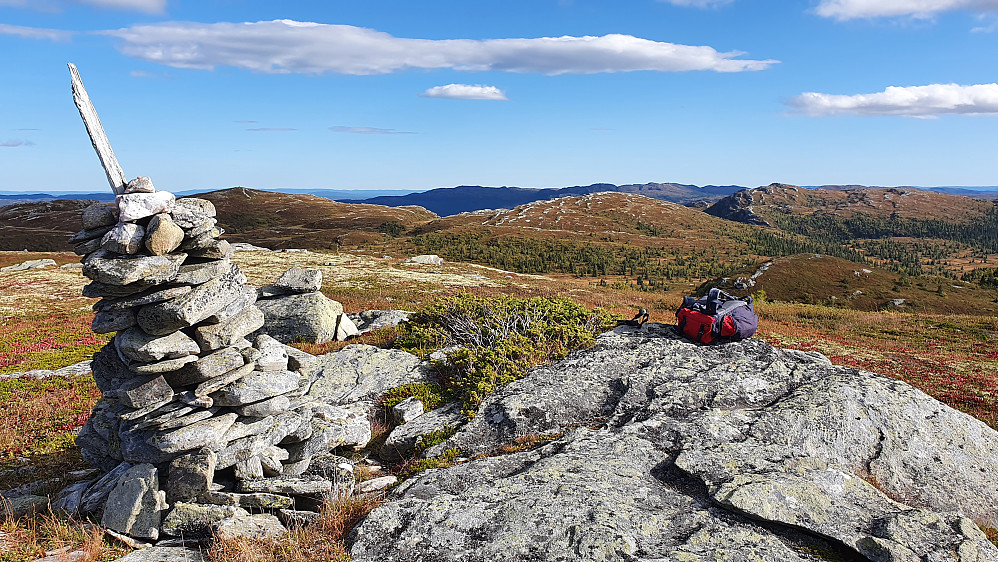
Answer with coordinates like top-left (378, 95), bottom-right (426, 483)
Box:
top-left (329, 126), bottom-right (416, 135)
top-left (234, 120), bottom-right (258, 124)
top-left (101, 19), bottom-right (777, 75)
top-left (420, 84), bottom-right (509, 100)
top-left (1, 140), bottom-right (35, 147)
top-left (0, 23), bottom-right (72, 41)
top-left (659, 0), bottom-right (734, 8)
top-left (0, 0), bottom-right (165, 13)
top-left (787, 83), bottom-right (998, 117)
top-left (246, 127), bottom-right (296, 132)
top-left (815, 0), bottom-right (998, 20)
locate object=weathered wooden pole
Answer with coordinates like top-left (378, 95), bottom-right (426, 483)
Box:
top-left (69, 63), bottom-right (127, 195)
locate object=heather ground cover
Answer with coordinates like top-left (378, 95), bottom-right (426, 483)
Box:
top-left (2, 249), bottom-right (996, 558)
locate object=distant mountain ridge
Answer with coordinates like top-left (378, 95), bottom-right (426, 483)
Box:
top-left (338, 183), bottom-right (745, 216)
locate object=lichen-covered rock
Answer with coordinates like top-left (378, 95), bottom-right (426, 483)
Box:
top-left (307, 344), bottom-right (434, 406)
top-left (211, 369), bottom-right (300, 407)
top-left (148, 413), bottom-right (237, 454)
top-left (194, 306), bottom-right (264, 352)
top-left (101, 222), bottom-right (145, 254)
top-left (81, 202), bottom-right (117, 230)
top-left (353, 325), bottom-right (998, 562)
top-left (213, 514), bottom-right (287, 541)
top-left (116, 191), bottom-right (175, 222)
top-left (82, 250), bottom-right (186, 287)
top-left (101, 464), bottom-right (167, 540)
top-left (161, 502), bottom-right (248, 538)
top-left (255, 292), bottom-right (343, 344)
top-left (348, 309), bottom-right (410, 335)
top-left (273, 266), bottom-right (322, 294)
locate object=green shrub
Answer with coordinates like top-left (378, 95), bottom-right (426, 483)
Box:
top-left (379, 383), bottom-right (454, 411)
top-left (397, 448), bottom-right (462, 481)
top-left (395, 294), bottom-right (619, 417)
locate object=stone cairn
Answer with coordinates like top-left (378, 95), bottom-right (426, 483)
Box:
top-left (54, 64), bottom-right (367, 544)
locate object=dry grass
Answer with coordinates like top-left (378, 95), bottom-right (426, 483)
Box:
top-left (0, 510), bottom-right (125, 562)
top-left (208, 495), bottom-right (384, 562)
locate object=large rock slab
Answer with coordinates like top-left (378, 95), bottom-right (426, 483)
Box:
top-left (211, 369), bottom-right (300, 407)
top-left (83, 250), bottom-right (186, 287)
top-left (380, 402), bottom-right (463, 462)
top-left (307, 344), bottom-right (435, 406)
top-left (255, 292), bottom-right (343, 344)
top-left (353, 325), bottom-right (998, 561)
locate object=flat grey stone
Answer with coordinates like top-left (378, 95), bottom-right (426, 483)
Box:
top-left (170, 198), bottom-right (216, 229)
top-left (148, 413), bottom-right (237, 454)
top-left (200, 491), bottom-right (294, 509)
top-left (111, 546), bottom-right (206, 562)
top-left (211, 369), bottom-right (300, 407)
top-left (136, 264), bottom-right (244, 336)
top-left (96, 285), bottom-right (193, 313)
top-left (152, 408), bottom-right (218, 432)
top-left (255, 334), bottom-right (288, 371)
top-left (185, 217), bottom-right (218, 238)
top-left (118, 375), bottom-right (174, 409)
top-left (83, 250), bottom-right (186, 287)
top-left (237, 476), bottom-right (332, 496)
top-left (145, 213), bottom-right (184, 256)
top-left (52, 480), bottom-right (92, 516)
top-left (129, 354), bottom-right (198, 375)
top-left (392, 396), bottom-right (424, 425)
top-left (83, 280), bottom-right (149, 299)
top-left (194, 306), bottom-right (264, 352)
top-left (186, 239), bottom-right (233, 260)
top-left (74, 236), bottom-right (104, 256)
top-left (193, 363), bottom-right (254, 398)
top-left (1, 258), bottom-right (58, 272)
top-left (284, 345), bottom-right (315, 372)
top-left (167, 448), bottom-right (217, 504)
top-left (93, 307), bottom-right (137, 334)
top-left (70, 224), bottom-right (114, 244)
top-left (161, 503), bottom-right (247, 538)
top-left (213, 514), bottom-right (286, 541)
top-left (173, 258), bottom-right (230, 286)
top-left (256, 292), bottom-right (343, 344)
top-left (233, 395), bottom-right (291, 418)
top-left (102, 222), bottom-right (145, 255)
top-left (204, 286), bottom-right (257, 324)
top-left (101, 463), bottom-right (167, 541)
top-left (82, 202), bottom-right (117, 230)
top-left (347, 310), bottom-right (410, 335)
top-left (170, 347), bottom-right (246, 387)
top-left (274, 266), bottom-right (322, 293)
top-left (357, 476), bottom-right (396, 494)
top-left (284, 403), bottom-right (371, 461)
top-left (117, 327), bottom-right (200, 363)
top-left (234, 456), bottom-right (264, 480)
top-left (405, 254), bottom-right (443, 265)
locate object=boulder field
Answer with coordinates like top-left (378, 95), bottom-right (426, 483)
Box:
top-left (352, 324), bottom-right (998, 562)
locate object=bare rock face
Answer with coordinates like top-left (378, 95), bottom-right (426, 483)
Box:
top-left (353, 325), bottom-right (998, 562)
top-left (255, 292), bottom-right (343, 344)
top-left (101, 464), bottom-right (168, 540)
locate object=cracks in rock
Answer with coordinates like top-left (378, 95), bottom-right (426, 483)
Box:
top-left (865, 428), bottom-right (886, 476)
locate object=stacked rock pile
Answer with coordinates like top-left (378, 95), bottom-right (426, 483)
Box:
top-left (62, 178), bottom-right (371, 543)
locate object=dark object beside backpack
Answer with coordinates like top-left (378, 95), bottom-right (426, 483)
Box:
top-left (676, 288), bottom-right (758, 344)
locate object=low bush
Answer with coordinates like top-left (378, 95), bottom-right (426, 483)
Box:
top-left (378, 383), bottom-right (453, 411)
top-left (394, 294), bottom-right (618, 417)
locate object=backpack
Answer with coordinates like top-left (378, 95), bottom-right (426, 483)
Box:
top-left (676, 288), bottom-right (758, 344)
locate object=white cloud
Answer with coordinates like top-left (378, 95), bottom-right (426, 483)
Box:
top-left (246, 127), bottom-right (296, 132)
top-left (815, 0), bottom-right (998, 20)
top-left (0, 0), bottom-right (165, 13)
top-left (1, 140), bottom-right (35, 147)
top-left (787, 83), bottom-right (998, 117)
top-left (0, 23), bottom-right (72, 41)
top-left (659, 0), bottom-right (734, 8)
top-left (421, 84), bottom-right (509, 100)
top-left (80, 0), bottom-right (165, 13)
top-left (329, 126), bottom-right (415, 135)
top-left (102, 19), bottom-right (777, 75)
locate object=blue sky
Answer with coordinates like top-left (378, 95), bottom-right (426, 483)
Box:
top-left (1, 0), bottom-right (997, 193)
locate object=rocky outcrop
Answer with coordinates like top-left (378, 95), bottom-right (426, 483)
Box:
top-left (354, 324), bottom-right (998, 561)
top-left (704, 185), bottom-right (776, 226)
